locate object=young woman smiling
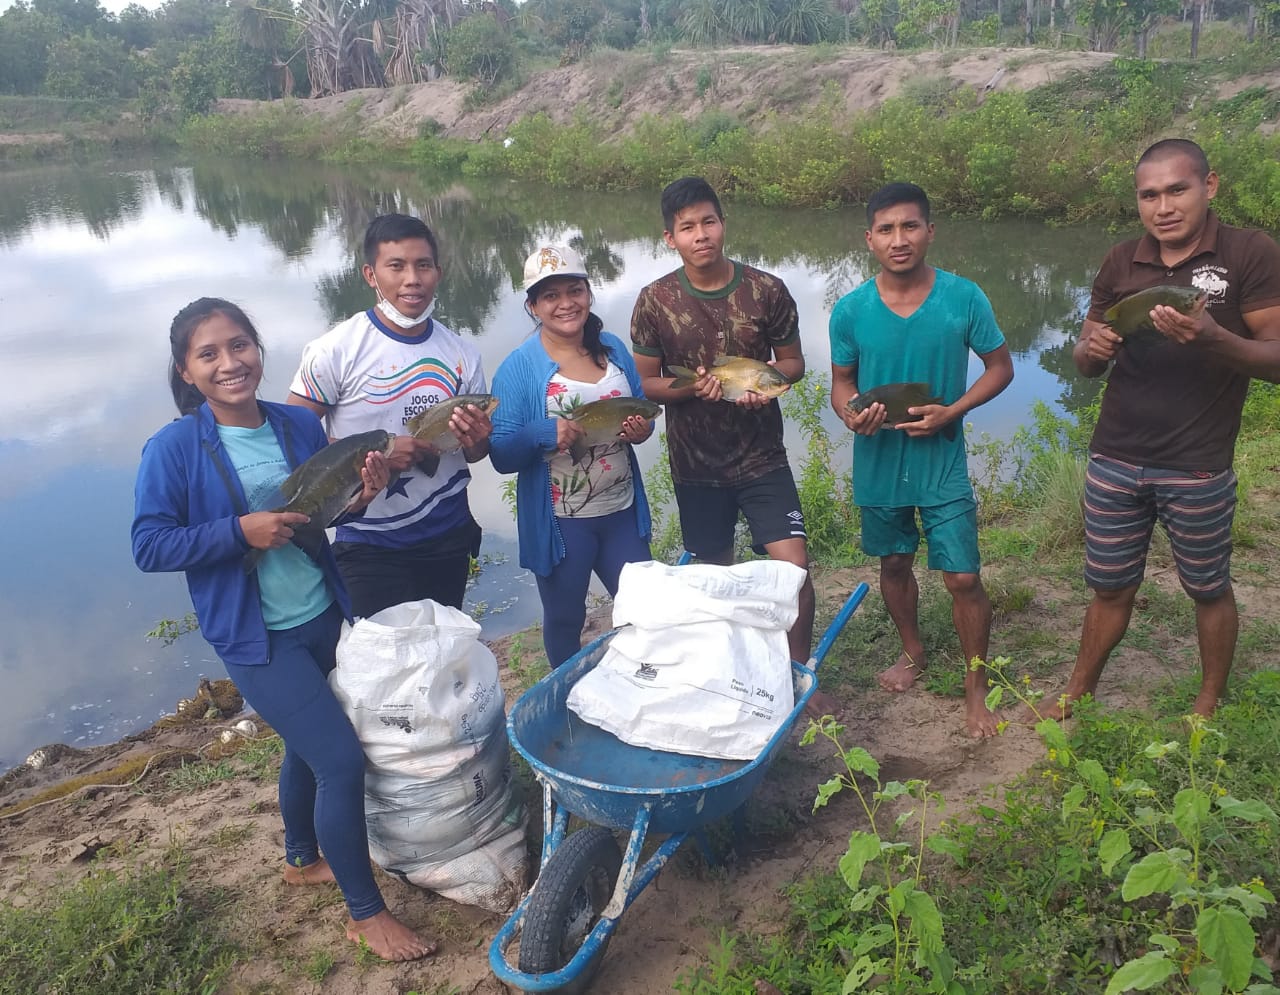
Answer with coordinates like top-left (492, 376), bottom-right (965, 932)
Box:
top-left (131, 297), bottom-right (434, 962)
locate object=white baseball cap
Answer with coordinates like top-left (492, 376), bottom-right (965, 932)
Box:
top-left (522, 245), bottom-right (589, 294)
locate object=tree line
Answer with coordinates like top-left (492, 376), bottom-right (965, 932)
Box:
top-left (1, 0), bottom-right (1278, 113)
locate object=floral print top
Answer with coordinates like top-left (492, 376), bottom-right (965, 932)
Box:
top-left (546, 363), bottom-right (635, 518)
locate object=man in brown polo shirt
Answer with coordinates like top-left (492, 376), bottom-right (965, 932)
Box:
top-left (1042, 138), bottom-right (1280, 719)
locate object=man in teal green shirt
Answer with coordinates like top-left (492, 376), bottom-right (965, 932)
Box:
top-left (829, 182), bottom-right (1013, 738)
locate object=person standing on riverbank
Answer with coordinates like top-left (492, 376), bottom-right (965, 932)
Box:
top-left (630, 176), bottom-right (816, 670)
top-left (829, 182), bottom-right (1013, 739)
top-left (288, 214), bottom-right (493, 617)
top-left (132, 298), bottom-right (434, 961)
top-left (1043, 139), bottom-right (1280, 720)
top-left (491, 245), bottom-right (655, 666)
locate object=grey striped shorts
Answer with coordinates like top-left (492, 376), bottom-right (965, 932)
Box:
top-left (1083, 453), bottom-right (1237, 599)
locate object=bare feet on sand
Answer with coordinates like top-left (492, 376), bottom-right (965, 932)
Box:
top-left (878, 650), bottom-right (925, 693)
top-left (965, 696), bottom-right (1000, 739)
top-left (346, 909), bottom-right (437, 962)
top-left (803, 689), bottom-right (843, 721)
top-left (282, 857), bottom-right (337, 886)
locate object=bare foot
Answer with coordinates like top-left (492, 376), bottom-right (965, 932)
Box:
top-left (1021, 690), bottom-right (1077, 724)
top-left (1190, 690), bottom-right (1220, 718)
top-left (346, 909), bottom-right (437, 962)
top-left (878, 651), bottom-right (925, 693)
top-left (803, 689), bottom-right (842, 721)
top-left (283, 857), bottom-right (336, 886)
top-left (965, 696), bottom-right (1000, 739)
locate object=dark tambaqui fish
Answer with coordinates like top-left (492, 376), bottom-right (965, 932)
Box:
top-left (244, 429), bottom-right (394, 573)
top-left (560, 396), bottom-right (661, 466)
top-left (847, 382), bottom-right (956, 441)
top-left (404, 393), bottom-right (501, 476)
top-left (1103, 285), bottom-right (1207, 339)
top-left (667, 355), bottom-right (793, 401)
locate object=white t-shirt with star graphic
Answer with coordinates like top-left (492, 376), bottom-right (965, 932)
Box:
top-left (289, 309), bottom-right (486, 547)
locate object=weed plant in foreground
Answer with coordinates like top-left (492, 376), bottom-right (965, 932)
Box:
top-left (676, 669), bottom-right (1280, 994)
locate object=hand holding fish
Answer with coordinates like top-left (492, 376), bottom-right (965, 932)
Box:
top-left (893, 403), bottom-right (954, 438)
top-left (842, 397), bottom-right (888, 436)
top-left (1082, 322), bottom-right (1123, 366)
top-left (1149, 300), bottom-right (1214, 345)
top-left (618, 414), bottom-right (653, 445)
top-left (555, 416), bottom-right (588, 455)
top-left (353, 451), bottom-right (390, 511)
top-left (691, 366), bottom-right (724, 403)
top-left (386, 433), bottom-right (427, 473)
top-left (448, 403), bottom-right (495, 453)
top-left (240, 510), bottom-right (311, 551)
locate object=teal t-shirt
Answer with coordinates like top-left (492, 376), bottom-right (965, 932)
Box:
top-left (217, 423), bottom-right (332, 630)
top-left (828, 268), bottom-right (1005, 509)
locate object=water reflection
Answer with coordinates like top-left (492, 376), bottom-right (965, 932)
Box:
top-left (0, 159), bottom-right (1124, 771)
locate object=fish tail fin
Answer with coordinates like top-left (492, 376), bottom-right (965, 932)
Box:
top-left (243, 548), bottom-right (264, 575)
top-left (942, 422), bottom-right (957, 442)
top-left (416, 452), bottom-right (440, 477)
top-left (667, 365), bottom-right (699, 389)
top-left (291, 529), bottom-right (326, 564)
top-left (569, 439), bottom-right (590, 466)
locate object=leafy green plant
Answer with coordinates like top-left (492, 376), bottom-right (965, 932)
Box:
top-left (781, 373), bottom-right (860, 566)
top-left (147, 611), bottom-right (200, 645)
top-left (985, 661), bottom-right (1280, 994)
top-left (802, 716), bottom-right (964, 993)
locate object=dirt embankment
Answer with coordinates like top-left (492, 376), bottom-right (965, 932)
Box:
top-left (217, 46), bottom-right (1124, 143)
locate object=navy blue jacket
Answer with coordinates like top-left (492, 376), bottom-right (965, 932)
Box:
top-left (131, 401), bottom-right (353, 666)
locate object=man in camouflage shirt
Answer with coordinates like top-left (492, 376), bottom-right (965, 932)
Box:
top-left (631, 176), bottom-right (816, 669)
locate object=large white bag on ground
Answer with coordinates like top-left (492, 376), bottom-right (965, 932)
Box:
top-left (566, 560), bottom-right (804, 761)
top-left (330, 599), bottom-right (526, 913)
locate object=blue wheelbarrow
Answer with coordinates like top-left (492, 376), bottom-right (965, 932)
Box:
top-left (488, 580), bottom-right (871, 993)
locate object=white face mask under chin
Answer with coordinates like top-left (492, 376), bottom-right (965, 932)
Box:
top-left (376, 295), bottom-right (434, 330)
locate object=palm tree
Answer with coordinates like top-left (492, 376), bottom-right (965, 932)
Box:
top-left (681, 0), bottom-right (726, 44)
top-left (723, 0), bottom-right (774, 40)
top-left (774, 0), bottom-right (832, 41)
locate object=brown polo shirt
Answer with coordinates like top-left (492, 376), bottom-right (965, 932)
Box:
top-left (1087, 211), bottom-right (1280, 472)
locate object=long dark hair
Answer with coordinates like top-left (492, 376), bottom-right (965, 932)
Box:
top-left (526, 281), bottom-right (608, 370)
top-left (168, 298), bottom-right (264, 416)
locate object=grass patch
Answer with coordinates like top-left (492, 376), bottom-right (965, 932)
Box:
top-left (0, 851), bottom-right (235, 994)
top-left (164, 759), bottom-right (236, 792)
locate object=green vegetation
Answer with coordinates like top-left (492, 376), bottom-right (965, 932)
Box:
top-left (0, 847), bottom-right (235, 995)
top-left (674, 380), bottom-right (1280, 993)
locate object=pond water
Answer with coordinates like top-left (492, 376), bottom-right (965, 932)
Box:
top-left (0, 158), bottom-right (1123, 772)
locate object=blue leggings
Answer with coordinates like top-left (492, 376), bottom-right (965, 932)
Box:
top-left (224, 603), bottom-right (383, 921)
top-left (536, 509), bottom-right (651, 667)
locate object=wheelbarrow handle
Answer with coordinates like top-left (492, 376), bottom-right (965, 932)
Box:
top-left (810, 582), bottom-right (869, 673)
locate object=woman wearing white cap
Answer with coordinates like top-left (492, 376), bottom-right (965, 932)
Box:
top-left (491, 245), bottom-right (656, 666)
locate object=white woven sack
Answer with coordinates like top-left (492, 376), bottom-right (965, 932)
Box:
top-left (330, 599), bottom-right (504, 774)
top-left (566, 561), bottom-right (804, 760)
top-left (329, 598), bottom-right (526, 912)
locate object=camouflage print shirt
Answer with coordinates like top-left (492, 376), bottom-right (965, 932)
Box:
top-left (631, 262), bottom-right (800, 487)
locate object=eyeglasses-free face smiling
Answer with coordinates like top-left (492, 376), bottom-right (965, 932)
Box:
top-left (363, 237), bottom-right (441, 322)
top-left (1135, 153), bottom-right (1218, 258)
top-left (179, 312), bottom-right (264, 419)
top-left (530, 277), bottom-right (591, 340)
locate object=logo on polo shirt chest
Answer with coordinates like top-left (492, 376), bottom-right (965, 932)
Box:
top-left (1191, 264), bottom-right (1230, 305)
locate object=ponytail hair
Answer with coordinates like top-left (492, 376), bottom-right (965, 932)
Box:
top-left (168, 298), bottom-right (264, 416)
top-left (582, 311), bottom-right (607, 370)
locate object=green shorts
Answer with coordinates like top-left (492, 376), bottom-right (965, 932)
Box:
top-left (860, 496), bottom-right (980, 575)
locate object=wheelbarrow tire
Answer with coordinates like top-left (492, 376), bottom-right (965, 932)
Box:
top-left (518, 826), bottom-right (622, 993)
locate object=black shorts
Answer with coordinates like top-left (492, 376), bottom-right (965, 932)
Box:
top-left (673, 466), bottom-right (807, 558)
top-left (333, 517), bottom-right (481, 618)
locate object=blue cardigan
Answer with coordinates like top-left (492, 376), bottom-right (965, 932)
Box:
top-left (131, 401), bottom-right (353, 666)
top-left (490, 331), bottom-right (653, 577)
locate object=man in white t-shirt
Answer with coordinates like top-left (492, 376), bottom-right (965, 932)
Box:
top-left (288, 214), bottom-right (493, 616)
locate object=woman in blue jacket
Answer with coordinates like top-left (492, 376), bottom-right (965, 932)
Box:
top-left (491, 246), bottom-right (655, 667)
top-left (131, 298), bottom-right (433, 962)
